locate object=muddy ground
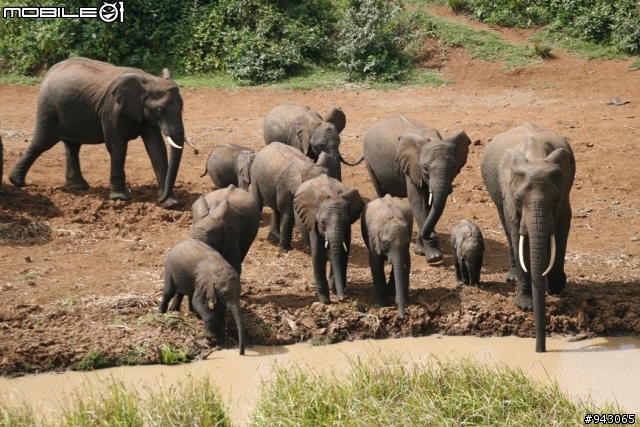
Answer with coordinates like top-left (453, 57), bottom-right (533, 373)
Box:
top-left (1, 15), bottom-right (640, 376)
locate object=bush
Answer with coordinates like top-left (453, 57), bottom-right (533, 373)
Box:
top-left (337, 0), bottom-right (420, 81)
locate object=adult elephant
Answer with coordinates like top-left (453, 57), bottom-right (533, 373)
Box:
top-left (9, 57), bottom-right (187, 208)
top-left (0, 135), bottom-right (3, 189)
top-left (481, 122), bottom-right (575, 353)
top-left (363, 114), bottom-right (471, 263)
top-left (263, 101), bottom-right (361, 181)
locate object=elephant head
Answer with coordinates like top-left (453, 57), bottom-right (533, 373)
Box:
top-left (195, 256), bottom-right (245, 355)
top-left (294, 107), bottom-right (347, 181)
top-left (364, 195), bottom-right (413, 318)
top-left (396, 131), bottom-right (471, 242)
top-left (294, 180), bottom-right (364, 301)
top-left (111, 68), bottom-right (185, 205)
top-left (501, 146), bottom-right (574, 352)
top-left (236, 150), bottom-right (256, 191)
top-left (191, 191), bottom-right (242, 259)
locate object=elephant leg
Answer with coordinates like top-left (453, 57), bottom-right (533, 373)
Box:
top-left (422, 231), bottom-right (443, 264)
top-left (192, 290), bottom-right (218, 340)
top-left (452, 253), bottom-right (464, 286)
top-left (310, 232), bottom-right (330, 304)
top-left (106, 138), bottom-right (131, 201)
top-left (365, 162), bottom-right (387, 199)
top-left (369, 252), bottom-right (388, 307)
top-left (497, 207), bottom-right (517, 282)
top-left (547, 207), bottom-right (571, 295)
top-left (211, 301), bottom-right (227, 343)
top-left (277, 197), bottom-right (295, 252)
top-left (141, 128), bottom-right (176, 206)
top-left (251, 180), bottom-right (264, 212)
top-left (169, 293), bottom-right (184, 311)
top-left (63, 141), bottom-right (89, 190)
top-left (9, 119), bottom-right (59, 187)
top-left (268, 210), bottom-right (281, 243)
top-left (406, 181), bottom-right (432, 258)
top-left (461, 263), bottom-right (471, 286)
top-left (227, 245), bottom-right (243, 277)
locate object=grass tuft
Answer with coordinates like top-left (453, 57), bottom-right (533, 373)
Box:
top-left (533, 42), bottom-right (552, 58)
top-left (630, 58), bottom-right (640, 71)
top-left (448, 0), bottom-right (468, 13)
top-left (159, 343), bottom-right (193, 365)
top-left (529, 30), bottom-right (627, 61)
top-left (73, 349), bottom-right (108, 371)
top-left (251, 354), bottom-right (616, 426)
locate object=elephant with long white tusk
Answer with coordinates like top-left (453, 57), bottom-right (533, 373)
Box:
top-left (481, 122), bottom-right (575, 353)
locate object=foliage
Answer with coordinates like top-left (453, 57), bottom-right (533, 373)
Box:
top-left (73, 349), bottom-right (108, 371)
top-left (462, 0), bottom-right (640, 55)
top-left (159, 343), bottom-right (193, 365)
top-left (336, 0), bottom-right (421, 81)
top-left (630, 58), bottom-right (640, 71)
top-left (533, 42), bottom-right (552, 58)
top-left (251, 355), bottom-right (616, 426)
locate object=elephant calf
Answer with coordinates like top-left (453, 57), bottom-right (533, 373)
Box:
top-left (159, 238), bottom-right (245, 355)
top-left (191, 185), bottom-right (260, 276)
top-left (251, 142), bottom-right (331, 253)
top-left (201, 143), bottom-right (256, 192)
top-left (294, 174), bottom-right (364, 303)
top-left (451, 220), bottom-right (484, 287)
top-left (361, 195), bottom-right (413, 318)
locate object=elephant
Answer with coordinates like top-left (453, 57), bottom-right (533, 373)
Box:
top-left (361, 194), bottom-right (413, 318)
top-left (480, 121), bottom-right (575, 353)
top-left (263, 101), bottom-right (362, 181)
top-left (159, 237), bottom-right (245, 355)
top-left (8, 57), bottom-right (187, 208)
top-left (250, 142), bottom-right (332, 253)
top-left (363, 114), bottom-right (471, 263)
top-left (293, 174), bottom-right (365, 303)
top-left (200, 143), bottom-right (256, 191)
top-left (451, 219), bottom-right (484, 287)
top-left (0, 135), bottom-right (3, 189)
top-left (191, 185), bottom-right (261, 275)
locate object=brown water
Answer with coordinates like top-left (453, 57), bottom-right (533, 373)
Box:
top-left (1, 335), bottom-right (638, 425)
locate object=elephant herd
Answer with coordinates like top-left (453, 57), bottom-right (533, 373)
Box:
top-left (1, 57), bottom-right (576, 354)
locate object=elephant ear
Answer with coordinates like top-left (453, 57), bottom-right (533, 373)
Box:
top-left (221, 202), bottom-right (243, 258)
top-left (324, 107), bottom-right (346, 134)
top-left (341, 188), bottom-right (365, 224)
top-left (293, 117), bottom-right (312, 156)
top-left (111, 73), bottom-right (148, 122)
top-left (237, 152), bottom-right (254, 187)
top-left (192, 196), bottom-right (210, 224)
top-left (294, 184), bottom-right (327, 231)
top-left (544, 147), bottom-right (573, 170)
top-left (500, 149), bottom-right (529, 217)
top-left (395, 134), bottom-right (429, 187)
top-left (446, 131), bottom-right (472, 179)
top-left (195, 259), bottom-right (216, 306)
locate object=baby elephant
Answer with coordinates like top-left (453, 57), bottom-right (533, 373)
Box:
top-left (361, 195), bottom-right (413, 318)
top-left (159, 238), bottom-right (245, 355)
top-left (451, 220), bottom-right (484, 287)
top-left (201, 143), bottom-right (256, 191)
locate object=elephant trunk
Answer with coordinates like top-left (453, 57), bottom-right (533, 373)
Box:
top-left (159, 132), bottom-right (184, 205)
top-left (329, 228), bottom-right (346, 301)
top-left (328, 150), bottom-right (342, 182)
top-left (527, 214), bottom-right (551, 353)
top-left (420, 176), bottom-right (449, 241)
top-left (391, 256), bottom-right (406, 319)
top-left (229, 303), bottom-right (245, 355)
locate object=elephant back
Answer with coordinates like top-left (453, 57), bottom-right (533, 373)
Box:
top-left (263, 102), bottom-right (319, 146)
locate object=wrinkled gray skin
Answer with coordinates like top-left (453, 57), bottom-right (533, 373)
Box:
top-left (481, 122), bottom-right (575, 353)
top-left (9, 57), bottom-right (186, 208)
top-left (201, 143), bottom-right (256, 191)
top-left (159, 238), bottom-right (245, 355)
top-left (451, 219), bottom-right (484, 287)
top-left (263, 102), bottom-right (361, 181)
top-left (361, 195), bottom-right (413, 318)
top-left (363, 114), bottom-right (471, 263)
top-left (191, 185), bottom-right (261, 275)
top-left (251, 142), bottom-right (331, 253)
top-left (294, 174), bottom-right (364, 303)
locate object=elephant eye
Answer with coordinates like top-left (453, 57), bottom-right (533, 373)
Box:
top-left (157, 108), bottom-right (162, 116)
top-left (383, 241), bottom-right (390, 250)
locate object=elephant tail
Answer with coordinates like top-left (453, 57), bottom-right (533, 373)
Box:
top-left (200, 150), bottom-right (213, 178)
top-left (341, 154), bottom-right (364, 167)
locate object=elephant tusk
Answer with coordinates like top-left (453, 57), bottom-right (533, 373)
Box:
top-left (542, 235), bottom-right (556, 277)
top-left (325, 240), bottom-right (329, 249)
top-left (519, 235), bottom-right (528, 273)
top-left (428, 192), bottom-right (433, 207)
top-left (166, 136), bottom-right (182, 150)
top-left (343, 242), bottom-right (348, 252)
top-left (450, 192), bottom-right (457, 204)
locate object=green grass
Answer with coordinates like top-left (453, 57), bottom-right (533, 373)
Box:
top-left (630, 58), bottom-right (640, 71)
top-left (251, 355), bottom-right (617, 426)
top-left (16, 271), bottom-right (39, 281)
top-left (73, 349), bottom-right (108, 371)
top-left (159, 343), bottom-right (193, 365)
top-left (0, 376), bottom-right (231, 426)
top-left (0, 73), bottom-right (42, 86)
top-left (529, 29), bottom-right (628, 61)
top-left (419, 13), bottom-right (537, 68)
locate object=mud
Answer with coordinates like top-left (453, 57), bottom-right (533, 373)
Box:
top-left (1, 13), bottom-right (640, 377)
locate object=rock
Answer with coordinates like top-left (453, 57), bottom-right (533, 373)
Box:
top-left (586, 142), bottom-right (594, 147)
top-left (473, 139), bottom-right (482, 146)
top-left (631, 237), bottom-right (638, 242)
top-left (606, 97), bottom-right (630, 106)
top-left (25, 256), bottom-right (33, 263)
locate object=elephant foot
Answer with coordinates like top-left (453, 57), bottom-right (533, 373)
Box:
top-left (315, 293), bottom-right (331, 305)
top-left (425, 247), bottom-right (443, 264)
top-left (66, 178), bottom-right (89, 191)
top-left (110, 188), bottom-right (131, 201)
top-left (547, 272), bottom-right (567, 295)
top-left (373, 297), bottom-right (389, 307)
top-left (160, 195), bottom-right (180, 209)
top-left (267, 231), bottom-right (281, 243)
top-left (277, 245), bottom-right (292, 254)
top-left (506, 268), bottom-right (518, 283)
top-left (455, 280), bottom-right (465, 288)
top-left (515, 294), bottom-right (534, 311)
top-left (8, 171), bottom-right (26, 187)
top-left (413, 241), bottom-right (425, 256)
